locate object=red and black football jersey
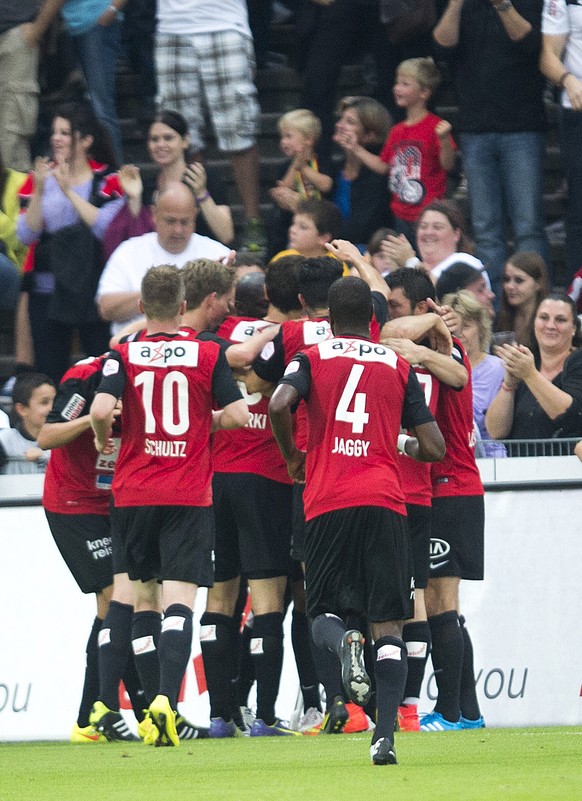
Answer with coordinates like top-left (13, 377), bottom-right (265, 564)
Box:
top-left (431, 338), bottom-right (484, 498)
top-left (97, 333), bottom-right (242, 507)
top-left (213, 316), bottom-right (291, 483)
top-left (279, 336), bottom-right (434, 521)
top-left (43, 355), bottom-right (115, 515)
top-left (398, 364), bottom-right (440, 507)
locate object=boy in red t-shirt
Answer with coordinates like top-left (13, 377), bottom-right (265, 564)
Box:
top-left (353, 58), bottom-right (456, 246)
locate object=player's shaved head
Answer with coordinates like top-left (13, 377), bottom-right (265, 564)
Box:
top-left (328, 276), bottom-right (372, 334)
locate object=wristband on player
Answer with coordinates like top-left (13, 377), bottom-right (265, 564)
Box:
top-left (405, 256), bottom-right (421, 269)
top-left (397, 434), bottom-right (413, 454)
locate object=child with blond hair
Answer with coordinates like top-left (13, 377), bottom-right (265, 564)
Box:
top-left (350, 58), bottom-right (456, 245)
top-left (269, 108), bottom-right (333, 256)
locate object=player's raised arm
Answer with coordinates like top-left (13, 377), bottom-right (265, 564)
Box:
top-left (90, 391), bottom-right (119, 453)
top-left (269, 383), bottom-right (306, 482)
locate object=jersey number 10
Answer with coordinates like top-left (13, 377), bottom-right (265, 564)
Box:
top-left (135, 371), bottom-right (190, 436)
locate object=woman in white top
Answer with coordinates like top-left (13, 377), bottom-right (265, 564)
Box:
top-left (380, 199), bottom-right (489, 287)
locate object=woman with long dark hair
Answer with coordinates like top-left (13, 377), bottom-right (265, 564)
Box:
top-left (17, 102), bottom-right (123, 382)
top-left (494, 251), bottom-right (549, 349)
top-left (103, 109), bottom-right (234, 259)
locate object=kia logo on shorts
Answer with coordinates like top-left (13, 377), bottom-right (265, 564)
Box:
top-left (429, 538), bottom-right (451, 560)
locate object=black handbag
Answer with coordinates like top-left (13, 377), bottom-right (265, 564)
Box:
top-left (33, 171), bottom-right (110, 326)
top-left (47, 221), bottom-right (104, 326)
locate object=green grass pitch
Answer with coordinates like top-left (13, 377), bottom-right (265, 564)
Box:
top-left (1, 728), bottom-right (580, 801)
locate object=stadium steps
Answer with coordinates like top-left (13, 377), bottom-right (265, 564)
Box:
top-left (1, 24), bottom-right (566, 372)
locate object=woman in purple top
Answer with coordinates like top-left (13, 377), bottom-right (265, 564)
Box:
top-left (17, 102), bottom-right (124, 382)
top-left (442, 289), bottom-right (507, 457)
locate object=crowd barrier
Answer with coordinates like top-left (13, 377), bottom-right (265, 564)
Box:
top-left (1, 455), bottom-right (581, 741)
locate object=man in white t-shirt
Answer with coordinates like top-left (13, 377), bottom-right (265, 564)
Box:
top-left (97, 182), bottom-right (231, 335)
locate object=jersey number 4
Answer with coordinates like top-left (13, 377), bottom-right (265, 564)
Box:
top-left (135, 371), bottom-right (189, 436)
top-left (335, 364), bottom-right (369, 434)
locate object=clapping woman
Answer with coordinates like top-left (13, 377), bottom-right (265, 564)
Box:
top-left (17, 102), bottom-right (123, 382)
top-left (103, 109), bottom-right (234, 258)
top-left (486, 293), bottom-right (582, 453)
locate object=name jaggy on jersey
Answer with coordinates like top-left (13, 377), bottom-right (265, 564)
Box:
top-left (144, 438), bottom-right (187, 457)
top-left (331, 437), bottom-right (371, 457)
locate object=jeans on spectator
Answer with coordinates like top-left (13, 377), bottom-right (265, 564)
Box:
top-left (73, 20), bottom-right (123, 163)
top-left (122, 0), bottom-right (157, 118)
top-left (0, 254), bottom-right (20, 311)
top-left (560, 108), bottom-right (582, 283)
top-left (460, 131), bottom-right (550, 298)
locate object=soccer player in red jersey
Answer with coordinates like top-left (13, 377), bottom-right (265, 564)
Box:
top-left (416, 297), bottom-right (485, 732)
top-left (90, 265), bottom-right (249, 746)
top-left (39, 353), bottom-right (146, 743)
top-left (200, 264), bottom-right (306, 737)
top-left (106, 259), bottom-right (277, 741)
top-left (269, 276), bottom-right (445, 765)
top-left (383, 268), bottom-right (467, 731)
top-left (248, 249), bottom-right (391, 733)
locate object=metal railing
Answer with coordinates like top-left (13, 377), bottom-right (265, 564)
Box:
top-left (481, 437), bottom-right (579, 458)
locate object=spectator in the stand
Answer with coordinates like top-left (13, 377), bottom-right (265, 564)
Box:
top-left (0, 156), bottom-right (28, 313)
top-left (442, 290), bottom-right (506, 457)
top-left (61, 0), bottom-right (126, 163)
top-left (541, 0), bottom-right (582, 284)
top-left (435, 263), bottom-right (496, 319)
top-left (382, 199), bottom-right (488, 285)
top-left (494, 252), bottom-right (549, 349)
top-left (269, 108), bottom-right (332, 257)
top-left (0, 371), bottom-right (55, 474)
top-left (17, 102), bottom-right (124, 383)
top-left (297, 0), bottom-right (412, 165)
top-left (270, 197), bottom-right (346, 268)
top-left (0, 0), bottom-right (63, 171)
top-left (155, 0), bottom-right (267, 254)
top-left (97, 182), bottom-right (231, 335)
top-left (331, 96), bottom-right (391, 250)
top-left (103, 110), bottom-right (234, 259)
top-left (273, 110), bottom-right (332, 205)
top-left (0, 157), bottom-right (28, 269)
top-left (433, 0), bottom-right (549, 299)
top-left (122, 0), bottom-right (157, 125)
top-left (365, 227), bottom-right (400, 278)
top-left (350, 58), bottom-right (456, 247)
top-left (486, 293), bottom-right (582, 451)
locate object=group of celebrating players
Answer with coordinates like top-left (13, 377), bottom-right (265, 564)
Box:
top-left (39, 240), bottom-right (485, 765)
